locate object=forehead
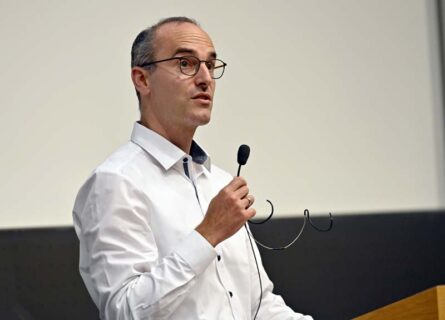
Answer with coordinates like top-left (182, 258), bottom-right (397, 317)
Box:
top-left (154, 22), bottom-right (216, 58)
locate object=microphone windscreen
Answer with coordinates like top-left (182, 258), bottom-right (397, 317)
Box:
top-left (237, 144), bottom-right (250, 165)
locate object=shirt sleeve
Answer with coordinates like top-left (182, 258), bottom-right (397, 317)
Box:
top-left (246, 227), bottom-right (313, 320)
top-left (73, 171), bottom-right (217, 320)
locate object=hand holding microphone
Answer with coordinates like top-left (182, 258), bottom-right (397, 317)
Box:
top-left (195, 145), bottom-right (256, 247)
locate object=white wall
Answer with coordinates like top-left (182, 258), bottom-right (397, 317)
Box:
top-left (0, 0), bottom-right (444, 228)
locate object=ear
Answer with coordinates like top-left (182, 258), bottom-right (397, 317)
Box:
top-left (131, 67), bottom-right (151, 97)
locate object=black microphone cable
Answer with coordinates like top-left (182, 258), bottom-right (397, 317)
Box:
top-left (236, 144), bottom-right (333, 251)
top-left (245, 223), bottom-right (262, 320)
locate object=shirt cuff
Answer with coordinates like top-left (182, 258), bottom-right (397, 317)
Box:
top-left (174, 230), bottom-right (217, 275)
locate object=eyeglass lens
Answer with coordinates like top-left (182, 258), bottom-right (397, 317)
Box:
top-left (179, 56), bottom-right (225, 79)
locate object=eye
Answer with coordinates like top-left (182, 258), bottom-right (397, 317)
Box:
top-left (180, 58), bottom-right (191, 67)
top-left (205, 60), bottom-right (215, 70)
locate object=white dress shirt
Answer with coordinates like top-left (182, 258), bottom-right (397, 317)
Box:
top-left (73, 122), bottom-right (313, 320)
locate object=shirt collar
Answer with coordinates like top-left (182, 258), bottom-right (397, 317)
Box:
top-left (130, 122), bottom-right (211, 171)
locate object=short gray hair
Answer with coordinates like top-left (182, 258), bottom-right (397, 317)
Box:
top-left (131, 17), bottom-right (200, 105)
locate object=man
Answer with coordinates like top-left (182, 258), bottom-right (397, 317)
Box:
top-left (73, 17), bottom-right (313, 320)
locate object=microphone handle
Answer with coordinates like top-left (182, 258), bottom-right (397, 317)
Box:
top-left (237, 164), bottom-right (242, 177)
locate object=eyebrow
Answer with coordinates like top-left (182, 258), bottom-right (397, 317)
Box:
top-left (173, 47), bottom-right (217, 59)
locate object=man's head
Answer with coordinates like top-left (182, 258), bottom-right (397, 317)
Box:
top-left (131, 17), bottom-right (199, 101)
top-left (131, 17), bottom-right (224, 137)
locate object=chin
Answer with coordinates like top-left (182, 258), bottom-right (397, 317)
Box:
top-left (191, 108), bottom-right (212, 126)
top-left (196, 115), bottom-right (211, 126)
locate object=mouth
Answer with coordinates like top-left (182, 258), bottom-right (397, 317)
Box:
top-left (191, 93), bottom-right (212, 103)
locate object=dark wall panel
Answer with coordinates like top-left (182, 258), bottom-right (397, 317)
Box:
top-left (0, 211), bottom-right (444, 319)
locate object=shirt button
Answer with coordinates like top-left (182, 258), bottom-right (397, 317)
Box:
top-left (217, 255), bottom-right (221, 261)
top-left (229, 291), bottom-right (233, 297)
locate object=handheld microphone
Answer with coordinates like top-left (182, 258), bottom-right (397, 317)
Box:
top-left (237, 144), bottom-right (250, 176)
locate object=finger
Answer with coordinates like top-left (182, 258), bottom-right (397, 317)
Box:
top-left (244, 197), bottom-right (251, 209)
top-left (226, 176), bottom-right (247, 192)
top-left (245, 207), bottom-right (256, 220)
top-left (234, 185), bottom-right (249, 199)
top-left (244, 194), bottom-right (255, 209)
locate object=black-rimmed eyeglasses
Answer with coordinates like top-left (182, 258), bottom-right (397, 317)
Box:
top-left (139, 56), bottom-right (227, 79)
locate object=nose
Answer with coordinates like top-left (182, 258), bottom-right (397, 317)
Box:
top-left (194, 62), bottom-right (213, 90)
